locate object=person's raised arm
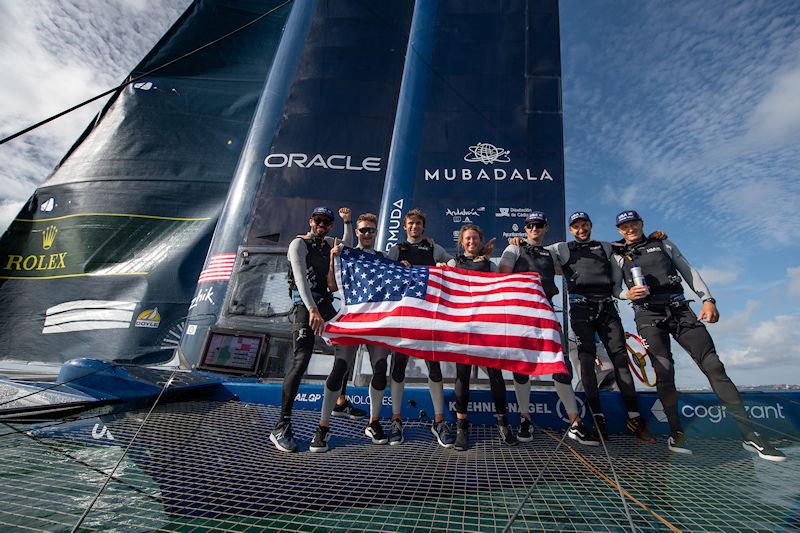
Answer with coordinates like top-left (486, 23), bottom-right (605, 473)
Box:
top-left (327, 238), bottom-right (342, 292)
top-left (339, 208), bottom-right (353, 246)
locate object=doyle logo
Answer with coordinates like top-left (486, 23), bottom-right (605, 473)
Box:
top-left (91, 423), bottom-right (114, 441)
top-left (135, 308), bottom-right (161, 328)
top-left (464, 142), bottom-right (511, 165)
top-left (264, 153), bottom-right (381, 172)
top-left (42, 225), bottom-right (57, 250)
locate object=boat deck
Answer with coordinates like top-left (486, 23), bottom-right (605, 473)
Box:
top-left (1, 400), bottom-right (798, 532)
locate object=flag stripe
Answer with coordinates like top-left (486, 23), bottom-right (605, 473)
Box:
top-left (328, 336), bottom-right (567, 375)
top-left (325, 248), bottom-right (566, 376)
top-left (335, 305), bottom-right (560, 330)
top-left (326, 325), bottom-right (562, 353)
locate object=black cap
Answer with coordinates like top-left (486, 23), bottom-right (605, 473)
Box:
top-left (615, 210), bottom-right (643, 226)
top-left (569, 211), bottom-right (591, 225)
top-left (311, 206), bottom-right (334, 221)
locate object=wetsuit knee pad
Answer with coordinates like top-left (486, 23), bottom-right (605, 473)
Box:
top-left (371, 358), bottom-right (388, 390)
top-left (427, 362), bottom-right (443, 383)
top-left (391, 357), bottom-right (407, 383)
top-left (553, 372), bottom-right (571, 384)
top-left (513, 373), bottom-right (529, 385)
top-left (326, 358), bottom-right (349, 391)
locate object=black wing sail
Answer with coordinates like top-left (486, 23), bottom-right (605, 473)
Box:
top-left (0, 0), bottom-right (292, 366)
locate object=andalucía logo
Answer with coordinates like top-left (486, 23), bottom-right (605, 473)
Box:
top-left (135, 308), bottom-right (161, 328)
top-left (424, 142), bottom-right (554, 182)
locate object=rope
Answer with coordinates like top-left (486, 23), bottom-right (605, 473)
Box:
top-left (70, 371), bottom-right (176, 533)
top-left (0, 0), bottom-right (293, 146)
top-left (501, 424), bottom-right (571, 533)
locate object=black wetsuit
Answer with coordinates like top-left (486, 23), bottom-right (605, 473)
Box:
top-left (509, 243), bottom-right (572, 386)
top-left (614, 238), bottom-right (753, 436)
top-left (556, 240), bottom-right (639, 415)
top-left (282, 236), bottom-right (336, 420)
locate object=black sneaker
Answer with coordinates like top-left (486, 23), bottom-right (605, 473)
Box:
top-left (431, 420), bottom-right (455, 448)
top-left (389, 419), bottom-right (404, 446)
top-left (626, 416), bottom-right (656, 444)
top-left (497, 415), bottom-right (518, 446)
top-left (743, 433), bottom-right (787, 462)
top-left (454, 419), bottom-right (469, 451)
top-left (593, 414), bottom-right (609, 441)
top-left (365, 420), bottom-right (389, 444)
top-left (332, 400), bottom-right (367, 420)
top-left (568, 420), bottom-right (600, 446)
top-left (270, 419), bottom-right (297, 453)
top-left (517, 417), bottom-right (533, 442)
top-left (309, 425), bottom-right (331, 453)
top-left (668, 430), bottom-right (692, 455)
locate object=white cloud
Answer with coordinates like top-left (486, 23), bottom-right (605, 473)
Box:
top-left (788, 266), bottom-right (800, 297)
top-left (745, 66), bottom-right (800, 145)
top-left (720, 315), bottom-right (800, 369)
top-left (697, 265), bottom-right (740, 286)
top-left (0, 0), bottom-right (190, 231)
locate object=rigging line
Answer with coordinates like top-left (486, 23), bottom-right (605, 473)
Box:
top-left (1, 421), bottom-right (163, 504)
top-left (501, 424), bottom-right (571, 533)
top-left (70, 370), bottom-right (177, 533)
top-left (0, 0), bottom-right (293, 146)
top-left (588, 409), bottom-right (636, 532)
top-left (545, 431), bottom-right (683, 533)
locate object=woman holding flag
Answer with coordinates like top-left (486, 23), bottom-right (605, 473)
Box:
top-left (446, 224), bottom-right (517, 451)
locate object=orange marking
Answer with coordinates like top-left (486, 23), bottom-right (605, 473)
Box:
top-left (544, 431), bottom-right (682, 533)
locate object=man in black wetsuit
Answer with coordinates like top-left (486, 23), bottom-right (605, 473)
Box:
top-left (499, 211), bottom-right (593, 445)
top-left (386, 208), bottom-right (455, 447)
top-left (551, 211), bottom-right (654, 443)
top-left (270, 206), bottom-right (352, 452)
top-left (613, 210), bottom-right (785, 461)
top-left (310, 212), bottom-right (392, 452)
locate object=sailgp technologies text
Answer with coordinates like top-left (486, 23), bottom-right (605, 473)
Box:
top-left (264, 153), bottom-right (381, 172)
top-left (296, 393), bottom-right (393, 406)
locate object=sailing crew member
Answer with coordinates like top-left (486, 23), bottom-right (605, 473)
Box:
top-left (446, 224), bottom-right (516, 451)
top-left (270, 206), bottom-right (353, 453)
top-left (613, 210), bottom-right (785, 461)
top-left (386, 208), bottom-right (455, 448)
top-left (499, 211), bottom-right (597, 445)
top-left (549, 211), bottom-right (655, 444)
top-left (310, 213), bottom-right (392, 452)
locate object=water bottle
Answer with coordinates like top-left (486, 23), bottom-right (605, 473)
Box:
top-left (631, 265), bottom-right (649, 295)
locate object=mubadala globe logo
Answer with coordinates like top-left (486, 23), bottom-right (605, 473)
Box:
top-left (424, 142), bottom-right (555, 183)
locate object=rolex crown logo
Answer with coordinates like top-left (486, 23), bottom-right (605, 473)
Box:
top-left (42, 225), bottom-right (58, 250)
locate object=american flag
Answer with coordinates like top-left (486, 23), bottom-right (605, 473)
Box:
top-left (323, 247), bottom-right (567, 376)
top-left (198, 253), bottom-right (237, 284)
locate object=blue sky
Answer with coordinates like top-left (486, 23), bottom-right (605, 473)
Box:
top-left (560, 0), bottom-right (800, 387)
top-left (0, 0), bottom-right (797, 387)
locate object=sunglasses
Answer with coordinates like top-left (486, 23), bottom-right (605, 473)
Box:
top-left (313, 217), bottom-right (333, 226)
top-left (357, 227), bottom-right (377, 235)
top-left (525, 222), bottom-right (546, 229)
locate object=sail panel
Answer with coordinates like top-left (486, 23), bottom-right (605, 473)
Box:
top-left (0, 0), bottom-right (292, 365)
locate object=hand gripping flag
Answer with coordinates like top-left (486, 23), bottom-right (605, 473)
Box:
top-left (323, 247), bottom-right (567, 376)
